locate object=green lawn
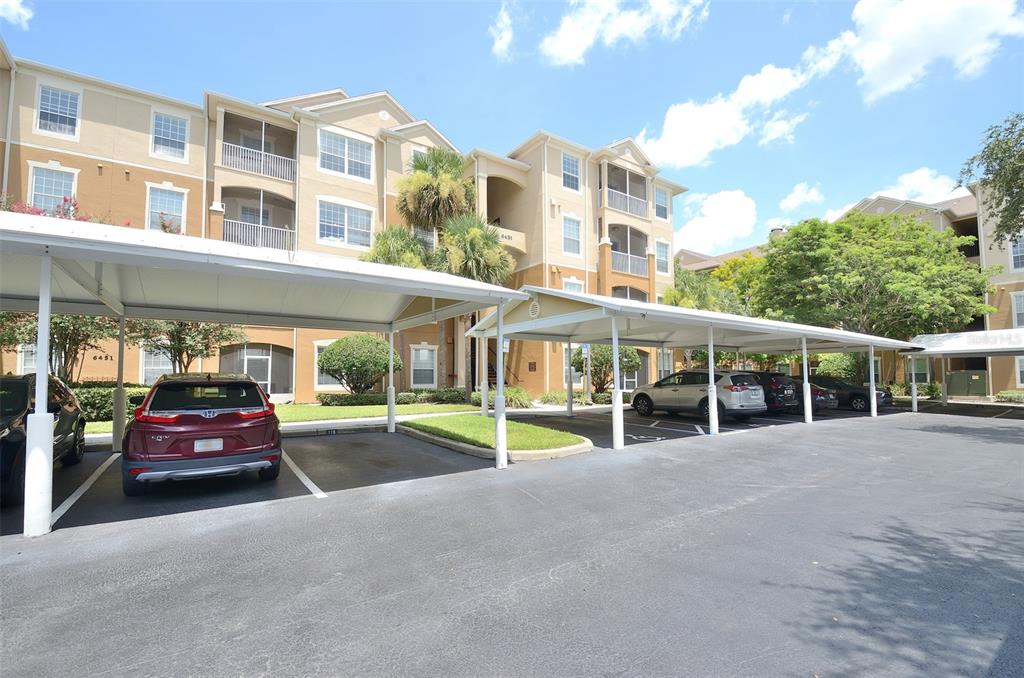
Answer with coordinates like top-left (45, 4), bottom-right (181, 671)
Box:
top-left (84, 403), bottom-right (476, 434)
top-left (404, 414), bottom-right (583, 451)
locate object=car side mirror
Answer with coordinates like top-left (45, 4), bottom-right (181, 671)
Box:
top-left (47, 400), bottom-right (62, 414)
top-left (128, 394), bottom-right (145, 406)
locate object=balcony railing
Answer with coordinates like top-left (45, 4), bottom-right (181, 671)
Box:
top-left (607, 188), bottom-right (648, 218)
top-left (223, 220), bottom-right (295, 251)
top-left (611, 251), bottom-right (648, 276)
top-left (222, 142), bottom-right (296, 182)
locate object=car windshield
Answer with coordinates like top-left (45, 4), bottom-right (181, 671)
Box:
top-left (0, 380), bottom-right (29, 417)
top-left (731, 374), bottom-right (760, 387)
top-left (148, 382), bottom-right (264, 411)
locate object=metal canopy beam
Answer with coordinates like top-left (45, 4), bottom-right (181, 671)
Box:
top-left (53, 258), bottom-right (124, 315)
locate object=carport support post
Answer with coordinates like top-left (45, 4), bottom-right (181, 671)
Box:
top-left (565, 339), bottom-right (573, 417)
top-left (112, 315), bottom-right (127, 452)
top-left (480, 337), bottom-right (488, 416)
top-left (940, 356), bottom-right (948, 406)
top-left (910, 356), bottom-right (918, 413)
top-left (868, 345), bottom-right (878, 418)
top-left (707, 325), bottom-right (719, 436)
top-left (611, 320), bottom-right (624, 450)
top-left (801, 337), bottom-right (812, 424)
top-left (387, 331), bottom-right (396, 433)
top-left (24, 255), bottom-right (54, 538)
top-left (494, 301), bottom-right (508, 469)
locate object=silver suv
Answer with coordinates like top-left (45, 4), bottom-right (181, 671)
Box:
top-left (631, 370), bottom-right (767, 421)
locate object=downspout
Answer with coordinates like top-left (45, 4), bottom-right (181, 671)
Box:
top-left (584, 151), bottom-right (594, 292)
top-left (291, 109), bottom-right (302, 256)
top-left (542, 137), bottom-right (550, 391)
top-left (201, 99), bottom-right (208, 239)
top-left (2, 62), bottom-right (17, 196)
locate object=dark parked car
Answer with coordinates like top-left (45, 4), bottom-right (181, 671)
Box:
top-left (750, 372), bottom-right (799, 414)
top-left (797, 383), bottom-right (840, 414)
top-left (121, 373), bottom-right (281, 496)
top-left (795, 374), bottom-right (892, 412)
top-left (1, 374), bottom-right (87, 505)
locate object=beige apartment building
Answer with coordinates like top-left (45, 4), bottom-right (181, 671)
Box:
top-left (675, 192), bottom-right (1024, 396)
top-left (0, 39), bottom-right (686, 401)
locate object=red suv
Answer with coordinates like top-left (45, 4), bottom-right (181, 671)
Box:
top-left (121, 373), bottom-right (281, 496)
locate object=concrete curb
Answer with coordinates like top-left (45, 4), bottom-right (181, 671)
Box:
top-left (396, 424), bottom-right (593, 462)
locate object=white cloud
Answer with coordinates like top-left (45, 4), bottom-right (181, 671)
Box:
top-left (675, 190), bottom-right (758, 254)
top-left (847, 0), bottom-right (1024, 103)
top-left (766, 217), bottom-right (790, 229)
top-left (489, 2), bottom-right (514, 62)
top-left (539, 0), bottom-right (709, 67)
top-left (759, 110), bottom-right (808, 146)
top-left (782, 8), bottom-right (792, 25)
top-left (871, 166), bottom-right (971, 204)
top-left (0, 0), bottom-right (32, 29)
top-left (780, 182), bottom-right (824, 211)
top-left (825, 202), bottom-right (856, 222)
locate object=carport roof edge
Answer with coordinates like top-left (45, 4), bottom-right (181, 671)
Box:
top-left (467, 286), bottom-right (920, 353)
top-left (900, 328), bottom-right (1024, 357)
top-left (0, 213), bottom-right (527, 331)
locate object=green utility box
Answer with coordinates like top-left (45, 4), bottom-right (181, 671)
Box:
top-left (946, 370), bottom-right (988, 397)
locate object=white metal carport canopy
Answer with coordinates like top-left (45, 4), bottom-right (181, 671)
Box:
top-left (0, 213), bottom-right (528, 537)
top-left (900, 328), bottom-right (1024, 405)
top-left (469, 286), bottom-right (918, 447)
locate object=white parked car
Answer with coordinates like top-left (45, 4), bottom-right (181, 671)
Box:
top-left (631, 370), bottom-right (768, 421)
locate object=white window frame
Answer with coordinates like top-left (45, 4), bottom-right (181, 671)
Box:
top-left (144, 181), bottom-right (188, 234)
top-left (562, 276), bottom-right (584, 293)
top-left (562, 213), bottom-right (582, 257)
top-left (657, 348), bottom-right (673, 379)
top-left (655, 239), bottom-right (670, 275)
top-left (1012, 291), bottom-right (1024, 329)
top-left (138, 344), bottom-right (174, 386)
top-left (26, 160), bottom-right (79, 213)
top-left (907, 356), bottom-right (930, 384)
top-left (316, 124), bottom-right (374, 184)
top-left (561, 152), bottom-right (581, 192)
top-left (313, 340), bottom-right (346, 392)
top-left (16, 344), bottom-right (37, 375)
top-left (315, 195), bottom-right (375, 250)
top-left (410, 343), bottom-right (438, 389)
top-left (1016, 356), bottom-right (1024, 388)
top-left (654, 187), bottom-right (669, 221)
top-left (150, 109), bottom-right (190, 164)
top-left (564, 345), bottom-right (584, 388)
top-left (34, 79), bottom-right (82, 142)
top-left (1011, 240), bottom-right (1024, 273)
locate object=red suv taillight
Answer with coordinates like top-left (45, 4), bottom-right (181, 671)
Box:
top-left (723, 385), bottom-right (751, 392)
top-left (133, 406), bottom-right (181, 424)
top-left (237, 402), bottom-right (275, 420)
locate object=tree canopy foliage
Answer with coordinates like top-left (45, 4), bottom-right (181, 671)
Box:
top-left (571, 344), bottom-right (641, 393)
top-left (396, 148), bottom-right (475, 230)
top-left (663, 268), bottom-right (741, 313)
top-left (961, 112), bottom-right (1024, 244)
top-left (130, 321), bottom-right (248, 373)
top-left (317, 334), bottom-right (403, 395)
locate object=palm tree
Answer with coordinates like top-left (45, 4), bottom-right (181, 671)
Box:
top-left (396, 147), bottom-right (475, 231)
top-left (433, 214), bottom-right (515, 401)
top-left (361, 225), bottom-right (428, 268)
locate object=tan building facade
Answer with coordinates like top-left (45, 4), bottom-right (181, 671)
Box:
top-left (0, 41), bottom-right (687, 401)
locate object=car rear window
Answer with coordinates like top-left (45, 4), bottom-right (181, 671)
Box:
top-left (0, 380), bottom-right (29, 417)
top-left (768, 373), bottom-right (795, 386)
top-left (731, 374), bottom-right (760, 387)
top-left (148, 382), bottom-right (264, 411)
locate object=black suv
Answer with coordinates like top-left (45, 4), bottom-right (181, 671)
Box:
top-left (0, 374), bottom-right (87, 505)
top-left (749, 372), bottom-right (799, 414)
top-left (796, 374), bottom-right (893, 412)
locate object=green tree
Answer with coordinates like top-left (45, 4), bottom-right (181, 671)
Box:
top-left (571, 344), bottom-right (641, 393)
top-left (711, 252), bottom-right (764, 315)
top-left (755, 214), bottom-right (995, 381)
top-left (396, 147), bottom-right (474, 231)
top-left (663, 268), bottom-right (741, 313)
top-left (131, 321), bottom-right (248, 373)
top-left (432, 214), bottom-right (515, 401)
top-left (0, 312), bottom-right (32, 374)
top-left (814, 353), bottom-right (858, 381)
top-left (317, 334), bottom-right (403, 395)
top-left (960, 112), bottom-right (1024, 244)
top-left (361, 225), bottom-right (428, 268)
top-left (10, 314), bottom-right (124, 382)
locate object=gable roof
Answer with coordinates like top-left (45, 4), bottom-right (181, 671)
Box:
top-left (260, 88), bottom-right (349, 111)
top-left (305, 91), bottom-right (415, 126)
top-left (382, 120), bottom-right (459, 153)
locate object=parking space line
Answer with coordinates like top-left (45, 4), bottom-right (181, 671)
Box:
top-left (51, 452), bottom-right (121, 524)
top-left (694, 424), bottom-right (705, 435)
top-left (282, 451), bottom-right (327, 499)
top-left (992, 409), bottom-right (1014, 418)
top-left (650, 420), bottom-right (661, 427)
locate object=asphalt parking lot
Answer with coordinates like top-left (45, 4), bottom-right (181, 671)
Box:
top-left (0, 431), bottom-right (490, 536)
top-left (2, 410), bottom-right (1021, 677)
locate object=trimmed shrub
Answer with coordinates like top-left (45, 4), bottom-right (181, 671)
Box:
top-left (316, 392), bottom-right (388, 406)
top-left (922, 382), bottom-right (942, 398)
top-left (433, 387), bottom-right (468, 404)
top-left (888, 382), bottom-right (908, 397)
top-left (538, 390), bottom-right (590, 405)
top-left (72, 380), bottom-right (146, 389)
top-left (317, 334), bottom-right (403, 394)
top-left (470, 385), bottom-right (533, 409)
top-left (592, 391), bottom-right (630, 405)
top-left (75, 386), bottom-right (151, 421)
top-left (416, 391), bottom-right (434, 403)
top-left (995, 390), bottom-right (1024, 403)
top-left (397, 391), bottom-right (418, 404)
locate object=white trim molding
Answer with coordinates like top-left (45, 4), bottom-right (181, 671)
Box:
top-left (149, 107), bottom-right (190, 165)
top-left (314, 194), bottom-right (375, 250)
top-left (144, 180), bottom-right (189, 234)
top-left (26, 159), bottom-right (81, 211)
top-left (409, 342), bottom-right (438, 389)
top-left (33, 76), bottom-right (83, 143)
top-left (316, 124), bottom-right (375, 185)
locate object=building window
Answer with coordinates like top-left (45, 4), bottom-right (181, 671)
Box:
top-left (30, 166), bottom-right (75, 214)
top-left (1012, 292), bottom-right (1024, 328)
top-left (411, 346), bottom-right (437, 389)
top-left (656, 241), bottom-right (670, 274)
top-left (38, 85), bottom-right (79, 137)
top-left (414, 224), bottom-right (437, 251)
top-left (563, 278), bottom-right (584, 293)
top-left (1012, 240), bottom-right (1024, 272)
top-left (1017, 356), bottom-right (1024, 387)
top-left (316, 344), bottom-right (341, 387)
top-left (412, 147), bottom-right (427, 166)
top-left (908, 356), bottom-right (929, 384)
top-left (658, 349), bottom-right (673, 379)
top-left (563, 216), bottom-right (581, 255)
top-left (562, 153), bottom-right (580, 191)
top-left (611, 286), bottom-right (648, 302)
top-left (655, 187), bottom-right (669, 220)
top-left (564, 346), bottom-right (583, 387)
top-left (147, 186), bottom-right (185, 233)
top-left (240, 205), bottom-right (269, 226)
top-left (319, 129), bottom-right (372, 180)
top-left (152, 112), bottom-right (188, 159)
top-left (318, 200), bottom-right (372, 248)
top-left (871, 356), bottom-right (881, 382)
top-left (141, 348), bottom-right (173, 386)
top-left (17, 344), bottom-right (36, 375)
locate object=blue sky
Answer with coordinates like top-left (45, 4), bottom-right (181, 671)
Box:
top-left (2, 0), bottom-right (1022, 254)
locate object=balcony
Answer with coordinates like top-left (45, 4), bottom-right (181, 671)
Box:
top-left (607, 188), bottom-right (648, 218)
top-left (222, 142), bottom-right (296, 182)
top-left (611, 251), bottom-right (648, 276)
top-left (223, 220), bottom-right (294, 251)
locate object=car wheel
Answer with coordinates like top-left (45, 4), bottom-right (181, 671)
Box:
top-left (60, 422), bottom-right (86, 467)
top-left (633, 394), bottom-right (654, 417)
top-left (850, 395), bottom-right (868, 412)
top-left (121, 469), bottom-right (147, 497)
top-left (0, 453), bottom-right (26, 506)
top-left (259, 460), bottom-right (281, 481)
top-left (698, 399), bottom-right (725, 421)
